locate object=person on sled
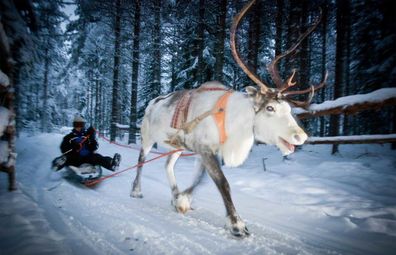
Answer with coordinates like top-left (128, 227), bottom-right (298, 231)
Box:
top-left (53, 115), bottom-right (121, 171)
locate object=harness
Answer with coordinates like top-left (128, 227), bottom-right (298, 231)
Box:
top-left (168, 86), bottom-right (233, 147)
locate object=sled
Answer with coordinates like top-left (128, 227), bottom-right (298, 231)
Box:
top-left (65, 163), bottom-right (103, 184)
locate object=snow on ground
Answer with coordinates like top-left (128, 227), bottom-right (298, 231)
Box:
top-left (0, 132), bottom-right (395, 254)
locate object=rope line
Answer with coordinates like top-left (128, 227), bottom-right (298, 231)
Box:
top-left (84, 149), bottom-right (183, 187)
top-left (97, 133), bottom-right (195, 157)
top-left (82, 132), bottom-right (195, 187)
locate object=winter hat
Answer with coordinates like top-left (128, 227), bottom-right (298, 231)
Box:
top-left (73, 115), bottom-right (86, 127)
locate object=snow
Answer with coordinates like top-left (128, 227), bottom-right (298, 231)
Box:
top-left (294, 88), bottom-right (396, 115)
top-left (308, 134), bottom-right (396, 142)
top-left (0, 132), bottom-right (395, 254)
top-left (115, 123), bottom-right (129, 129)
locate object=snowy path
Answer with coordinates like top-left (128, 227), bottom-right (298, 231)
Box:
top-left (1, 132), bottom-right (396, 254)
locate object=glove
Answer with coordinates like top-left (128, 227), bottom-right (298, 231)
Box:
top-left (71, 140), bottom-right (82, 151)
top-left (87, 139), bottom-right (98, 151)
top-left (86, 126), bottom-right (96, 137)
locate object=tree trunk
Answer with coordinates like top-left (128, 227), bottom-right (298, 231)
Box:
top-left (129, 0), bottom-right (141, 144)
top-left (89, 69), bottom-right (94, 124)
top-left (343, 1), bottom-right (352, 135)
top-left (110, 0), bottom-right (122, 142)
top-left (275, 0), bottom-right (284, 57)
top-left (196, 0), bottom-right (205, 85)
top-left (0, 21), bottom-right (17, 191)
top-left (299, 2), bottom-right (310, 90)
top-left (41, 46), bottom-right (50, 133)
top-left (247, 0), bottom-right (261, 88)
top-left (152, 0), bottom-right (162, 96)
top-left (330, 0), bottom-right (349, 154)
top-left (285, 1), bottom-right (300, 80)
top-left (214, 0), bottom-right (227, 82)
top-left (319, 3), bottom-right (328, 136)
top-left (95, 77), bottom-right (100, 129)
top-left (392, 107), bottom-right (396, 150)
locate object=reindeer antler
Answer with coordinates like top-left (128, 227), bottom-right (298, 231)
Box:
top-left (231, 1), bottom-right (326, 108)
top-left (284, 71), bottom-right (328, 108)
top-left (230, 0), bottom-right (270, 94)
top-left (268, 9), bottom-right (323, 91)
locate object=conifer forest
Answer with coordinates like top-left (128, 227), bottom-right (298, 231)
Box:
top-left (1, 1), bottom-right (396, 254)
top-left (1, 0), bottom-right (396, 144)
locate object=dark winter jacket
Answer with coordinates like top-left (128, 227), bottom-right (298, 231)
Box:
top-left (60, 128), bottom-right (98, 157)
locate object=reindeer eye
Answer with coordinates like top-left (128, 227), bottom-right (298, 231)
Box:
top-left (266, 105), bottom-right (275, 112)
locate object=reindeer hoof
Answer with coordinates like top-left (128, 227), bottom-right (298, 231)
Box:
top-left (172, 193), bottom-right (192, 214)
top-left (130, 190), bottom-right (143, 198)
top-left (226, 216), bottom-right (250, 237)
top-left (230, 226), bottom-right (250, 237)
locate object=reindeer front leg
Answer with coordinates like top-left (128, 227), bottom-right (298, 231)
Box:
top-left (166, 151), bottom-right (192, 213)
top-left (201, 152), bottom-right (249, 237)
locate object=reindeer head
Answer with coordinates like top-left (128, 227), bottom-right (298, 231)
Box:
top-left (231, 0), bottom-right (327, 155)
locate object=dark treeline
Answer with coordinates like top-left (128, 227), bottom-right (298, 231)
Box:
top-left (2, 0), bottom-right (395, 146)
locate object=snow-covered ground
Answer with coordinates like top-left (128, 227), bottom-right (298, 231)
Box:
top-left (0, 132), bottom-right (395, 255)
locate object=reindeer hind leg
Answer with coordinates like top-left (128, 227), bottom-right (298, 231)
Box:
top-left (201, 152), bottom-right (249, 237)
top-left (182, 158), bottom-right (206, 196)
top-left (130, 144), bottom-right (152, 198)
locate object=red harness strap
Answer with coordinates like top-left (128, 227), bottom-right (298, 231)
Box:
top-left (171, 91), bottom-right (193, 129)
top-left (170, 86), bottom-right (233, 144)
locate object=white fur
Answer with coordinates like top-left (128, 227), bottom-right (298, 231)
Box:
top-left (174, 193), bottom-right (192, 214)
top-left (130, 190), bottom-right (143, 198)
top-left (221, 92), bottom-right (255, 166)
top-left (225, 215), bottom-right (247, 233)
top-left (166, 151), bottom-right (182, 196)
top-left (135, 82), bottom-right (308, 235)
top-left (142, 82), bottom-right (257, 167)
top-left (253, 100), bottom-right (308, 155)
top-left (141, 81), bottom-right (307, 163)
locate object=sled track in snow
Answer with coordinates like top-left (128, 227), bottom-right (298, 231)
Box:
top-left (8, 133), bottom-right (395, 255)
top-left (46, 181), bottom-right (343, 255)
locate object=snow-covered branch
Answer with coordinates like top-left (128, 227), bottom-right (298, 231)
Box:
top-left (295, 88), bottom-right (396, 119)
top-left (306, 134), bottom-right (396, 144)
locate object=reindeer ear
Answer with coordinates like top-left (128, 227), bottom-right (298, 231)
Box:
top-left (245, 86), bottom-right (257, 97)
top-left (245, 86), bottom-right (264, 112)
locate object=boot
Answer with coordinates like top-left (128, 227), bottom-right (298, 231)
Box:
top-left (111, 153), bottom-right (121, 171)
top-left (52, 155), bottom-right (67, 171)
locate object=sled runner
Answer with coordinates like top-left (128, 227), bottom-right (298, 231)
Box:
top-left (64, 163), bottom-right (103, 184)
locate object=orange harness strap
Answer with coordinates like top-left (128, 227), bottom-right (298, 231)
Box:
top-left (169, 88), bottom-right (233, 147)
top-left (212, 91), bottom-right (233, 144)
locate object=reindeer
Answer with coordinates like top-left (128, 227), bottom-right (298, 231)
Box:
top-left (130, 0), bottom-right (327, 237)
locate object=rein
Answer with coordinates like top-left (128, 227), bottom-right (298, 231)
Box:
top-left (84, 149), bottom-right (184, 187)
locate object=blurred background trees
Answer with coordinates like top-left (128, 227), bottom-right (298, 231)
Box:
top-left (1, 0), bottom-right (395, 144)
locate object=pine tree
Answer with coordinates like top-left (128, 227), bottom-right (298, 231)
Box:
top-left (330, 0), bottom-right (349, 154)
top-left (213, 0), bottom-right (228, 82)
top-left (129, 0), bottom-right (141, 144)
top-left (110, 0), bottom-right (122, 142)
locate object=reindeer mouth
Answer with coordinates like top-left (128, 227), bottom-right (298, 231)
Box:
top-left (279, 137), bottom-right (296, 153)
